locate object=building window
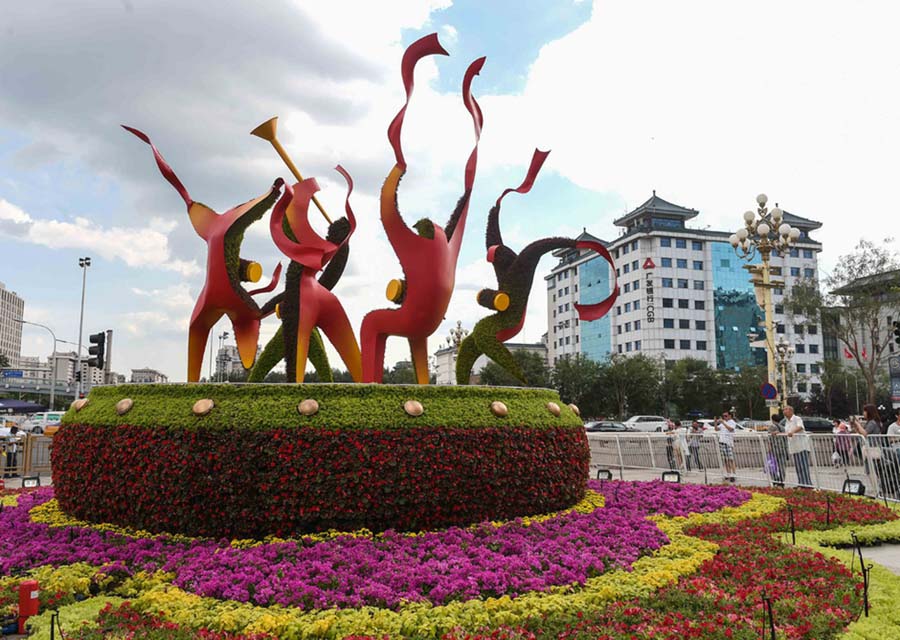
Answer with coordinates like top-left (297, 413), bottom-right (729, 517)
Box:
top-left (626, 342), bottom-right (633, 352)
top-left (617, 325), bottom-right (622, 334)
top-left (774, 304), bottom-right (784, 314)
top-left (623, 283), bottom-right (631, 293)
top-left (795, 324), bottom-right (804, 335)
top-left (635, 340), bottom-right (642, 351)
top-left (633, 300), bottom-right (641, 310)
top-left (663, 298), bottom-right (674, 308)
top-left (633, 279), bottom-right (640, 290)
top-left (632, 260), bottom-right (639, 270)
top-left (790, 267), bottom-right (800, 277)
top-left (777, 324), bottom-right (785, 334)
top-left (696, 341), bottom-right (707, 350)
top-left (676, 258), bottom-right (688, 268)
top-left (631, 240), bottom-right (638, 251)
top-left (678, 299), bottom-right (689, 309)
top-left (693, 260), bottom-right (703, 270)
top-left (797, 383), bottom-right (807, 393)
top-left (679, 339), bottom-right (691, 349)
top-left (677, 319), bottom-right (689, 329)
top-left (616, 269), bottom-right (620, 277)
top-left (795, 344), bottom-right (805, 353)
top-left (790, 248), bottom-right (800, 258)
top-left (624, 264), bottom-right (631, 274)
top-left (695, 300), bottom-right (706, 310)
top-left (617, 345), bottom-right (623, 353)
top-left (809, 344), bottom-right (819, 354)
top-left (624, 302), bottom-right (632, 312)
top-left (660, 238), bottom-right (672, 248)
top-left (661, 258), bottom-right (672, 268)
top-left (662, 277), bottom-right (673, 288)
top-left (803, 249), bottom-right (813, 258)
top-left (693, 280), bottom-right (705, 290)
top-left (720, 258), bottom-right (731, 268)
top-left (804, 268), bottom-right (815, 278)
top-left (676, 238), bottom-right (687, 249)
top-left (773, 287), bottom-right (783, 296)
top-left (696, 320), bottom-right (706, 330)
top-left (796, 363), bottom-right (806, 373)
top-left (664, 339), bottom-right (675, 349)
top-left (810, 363), bottom-right (820, 374)
top-left (625, 322), bottom-right (632, 332)
top-left (808, 325), bottom-right (818, 335)
top-left (692, 241), bottom-right (703, 251)
top-left (677, 278), bottom-right (689, 289)
top-left (663, 318), bottom-right (675, 328)
top-left (634, 320), bottom-right (641, 330)
top-left (622, 244), bottom-right (629, 255)
top-left (564, 303), bottom-right (570, 311)
top-left (616, 305), bottom-right (621, 315)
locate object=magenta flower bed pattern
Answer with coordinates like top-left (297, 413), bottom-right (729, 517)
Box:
top-left (0, 482), bottom-right (749, 610)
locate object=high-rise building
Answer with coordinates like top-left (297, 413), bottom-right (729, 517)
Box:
top-left (546, 192), bottom-right (826, 396)
top-left (0, 282), bottom-right (25, 366)
top-left (131, 368), bottom-right (169, 384)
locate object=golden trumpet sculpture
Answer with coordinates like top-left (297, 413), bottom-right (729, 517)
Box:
top-left (251, 117), bottom-right (332, 224)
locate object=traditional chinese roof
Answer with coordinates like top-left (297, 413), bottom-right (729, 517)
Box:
top-left (613, 191), bottom-right (699, 227)
top-left (780, 210), bottom-right (823, 231)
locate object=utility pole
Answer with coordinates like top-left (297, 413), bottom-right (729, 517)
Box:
top-left (76, 256), bottom-right (91, 397)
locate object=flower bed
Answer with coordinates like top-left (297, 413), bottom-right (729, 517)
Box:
top-left (53, 384), bottom-right (588, 537)
top-left (5, 482), bottom-right (899, 639)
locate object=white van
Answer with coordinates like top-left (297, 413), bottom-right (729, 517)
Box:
top-left (21, 411), bottom-right (65, 434)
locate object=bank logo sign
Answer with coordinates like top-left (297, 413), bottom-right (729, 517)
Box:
top-left (644, 258), bottom-right (655, 323)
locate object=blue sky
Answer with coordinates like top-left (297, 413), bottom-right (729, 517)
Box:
top-left (3, 0), bottom-right (899, 381)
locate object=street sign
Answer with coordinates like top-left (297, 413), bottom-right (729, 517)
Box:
top-left (891, 377), bottom-right (900, 402)
top-left (765, 399), bottom-right (780, 407)
top-left (1, 370), bottom-right (23, 378)
top-left (760, 382), bottom-right (778, 400)
top-left (889, 356), bottom-right (900, 377)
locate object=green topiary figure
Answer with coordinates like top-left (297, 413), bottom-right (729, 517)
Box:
top-left (456, 150), bottom-right (619, 385)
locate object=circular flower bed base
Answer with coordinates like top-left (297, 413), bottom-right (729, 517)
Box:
top-left (52, 384), bottom-right (588, 538)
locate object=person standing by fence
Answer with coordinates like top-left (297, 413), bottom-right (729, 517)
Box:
top-left (688, 420), bottom-right (704, 471)
top-left (767, 414), bottom-right (787, 487)
top-left (782, 406), bottom-right (811, 487)
top-left (716, 411), bottom-right (737, 482)
top-left (3, 426), bottom-right (19, 478)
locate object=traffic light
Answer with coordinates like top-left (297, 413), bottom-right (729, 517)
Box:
top-left (894, 320), bottom-right (900, 346)
top-left (88, 332), bottom-right (106, 369)
top-left (74, 371), bottom-right (82, 382)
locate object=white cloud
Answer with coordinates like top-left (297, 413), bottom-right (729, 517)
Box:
top-left (0, 198), bottom-right (200, 276)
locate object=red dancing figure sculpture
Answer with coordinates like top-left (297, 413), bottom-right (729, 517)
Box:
top-left (360, 33), bottom-right (484, 383)
top-left (268, 169), bottom-right (363, 382)
top-left (124, 127), bottom-right (282, 382)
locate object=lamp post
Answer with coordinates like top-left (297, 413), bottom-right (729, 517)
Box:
top-left (774, 337), bottom-right (795, 411)
top-left (14, 319), bottom-right (58, 410)
top-left (217, 331), bottom-right (230, 382)
top-left (76, 256), bottom-right (91, 397)
top-left (730, 194), bottom-right (801, 418)
top-left (445, 321), bottom-right (468, 384)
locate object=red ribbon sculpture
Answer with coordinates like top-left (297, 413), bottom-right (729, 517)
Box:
top-left (360, 33), bottom-right (484, 383)
top-left (123, 126), bottom-right (282, 382)
top-left (269, 169), bottom-right (363, 382)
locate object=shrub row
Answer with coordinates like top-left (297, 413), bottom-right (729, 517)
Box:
top-left (52, 422), bottom-right (589, 538)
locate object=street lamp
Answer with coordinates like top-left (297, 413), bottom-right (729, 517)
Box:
top-left (13, 319), bottom-right (59, 411)
top-left (774, 337), bottom-right (795, 411)
top-left (730, 194), bottom-right (801, 418)
top-left (444, 321), bottom-right (468, 384)
top-left (217, 331), bottom-right (230, 382)
top-left (76, 256), bottom-right (91, 397)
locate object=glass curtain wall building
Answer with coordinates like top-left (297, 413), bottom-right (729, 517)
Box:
top-left (545, 192), bottom-right (825, 396)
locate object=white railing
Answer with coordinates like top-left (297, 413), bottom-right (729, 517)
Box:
top-left (587, 432), bottom-right (893, 499)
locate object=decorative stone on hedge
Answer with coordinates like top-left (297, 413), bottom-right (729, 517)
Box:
top-left (53, 383), bottom-right (588, 538)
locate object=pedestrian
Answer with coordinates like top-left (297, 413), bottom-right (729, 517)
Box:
top-left (3, 426), bottom-right (19, 478)
top-left (688, 420), bottom-right (704, 471)
top-left (833, 419), bottom-right (853, 466)
top-left (887, 409), bottom-right (900, 436)
top-left (782, 405), bottom-right (812, 487)
top-left (673, 420), bottom-right (689, 470)
top-left (665, 419), bottom-right (678, 470)
top-left (852, 404), bottom-right (898, 498)
top-left (767, 413), bottom-right (787, 487)
top-left (716, 411), bottom-right (738, 482)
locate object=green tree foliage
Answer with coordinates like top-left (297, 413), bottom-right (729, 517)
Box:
top-left (725, 364), bottom-right (769, 420)
top-left (785, 238), bottom-right (900, 405)
top-left (0, 353), bottom-right (9, 369)
top-left (597, 354), bottom-right (662, 420)
top-left (479, 351), bottom-right (550, 388)
top-left (550, 354), bottom-right (603, 416)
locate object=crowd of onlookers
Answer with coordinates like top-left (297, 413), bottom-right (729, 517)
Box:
top-left (662, 406), bottom-right (900, 490)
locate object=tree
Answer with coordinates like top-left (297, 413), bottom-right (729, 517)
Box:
top-left (785, 239), bottom-right (900, 405)
top-left (663, 358), bottom-right (725, 418)
top-left (596, 354), bottom-right (662, 420)
top-left (550, 354), bottom-right (602, 416)
top-left (0, 353), bottom-right (9, 369)
top-left (725, 364), bottom-right (769, 419)
top-left (479, 351), bottom-right (550, 388)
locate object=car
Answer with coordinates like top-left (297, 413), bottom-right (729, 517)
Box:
top-left (43, 423), bottom-right (62, 437)
top-left (21, 411), bottom-right (65, 435)
top-left (585, 421), bottom-right (635, 433)
top-left (623, 415), bottom-right (669, 432)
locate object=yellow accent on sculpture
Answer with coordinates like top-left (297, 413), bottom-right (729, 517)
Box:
top-left (386, 279), bottom-right (405, 303)
top-left (493, 292), bottom-right (510, 311)
top-left (245, 262), bottom-right (263, 283)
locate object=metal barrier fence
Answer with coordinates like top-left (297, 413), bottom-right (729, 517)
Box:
top-left (1, 434), bottom-right (53, 481)
top-left (587, 432), bottom-right (900, 500)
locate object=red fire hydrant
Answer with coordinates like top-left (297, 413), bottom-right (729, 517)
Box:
top-left (18, 580), bottom-right (39, 634)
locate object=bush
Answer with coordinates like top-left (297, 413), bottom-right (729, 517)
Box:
top-left (53, 384), bottom-right (588, 537)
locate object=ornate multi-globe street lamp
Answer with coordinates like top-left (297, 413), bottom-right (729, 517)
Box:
top-left (774, 337), bottom-right (795, 412)
top-left (730, 194), bottom-right (801, 417)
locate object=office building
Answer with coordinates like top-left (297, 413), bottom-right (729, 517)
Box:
top-left (131, 368), bottom-right (169, 384)
top-left (433, 341), bottom-right (548, 385)
top-left (546, 192), bottom-right (825, 396)
top-left (0, 282), bottom-right (25, 367)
